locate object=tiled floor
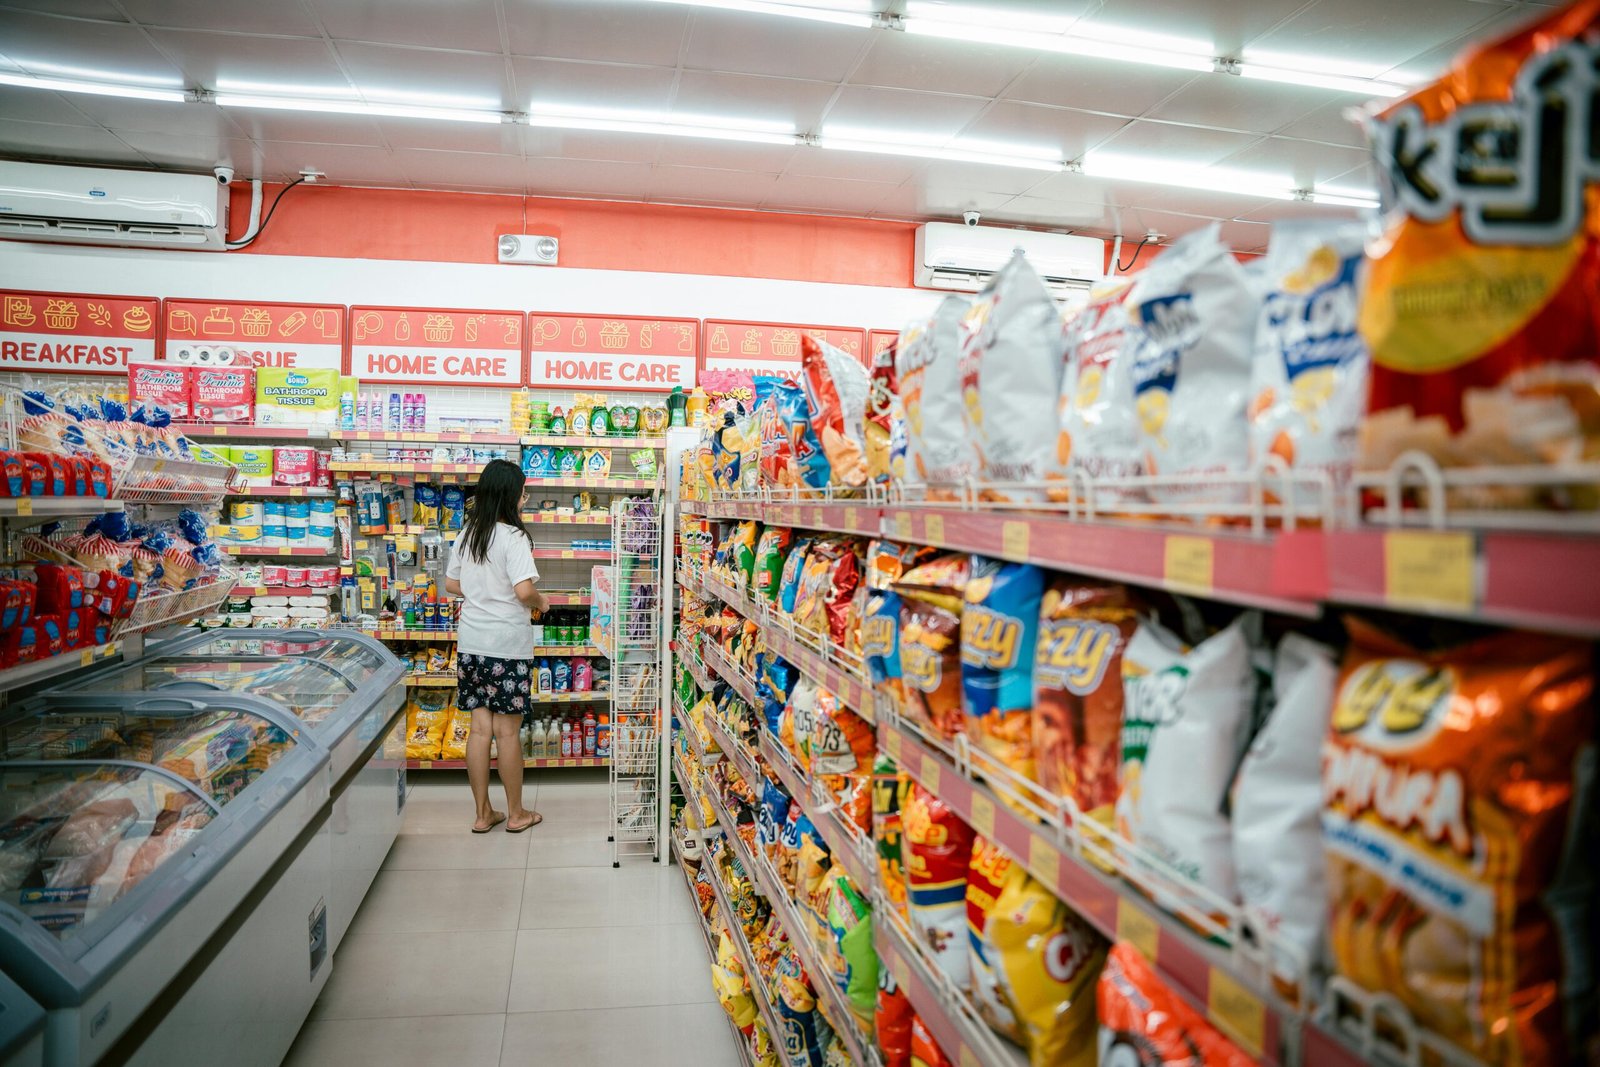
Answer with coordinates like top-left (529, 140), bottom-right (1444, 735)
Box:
top-left (283, 770), bottom-right (742, 1067)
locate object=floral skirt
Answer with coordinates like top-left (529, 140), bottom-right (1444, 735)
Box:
top-left (457, 652), bottom-right (532, 716)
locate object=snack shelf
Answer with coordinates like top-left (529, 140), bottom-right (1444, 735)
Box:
top-left (701, 705), bottom-right (761, 798)
top-left (0, 640), bottom-right (121, 694)
top-left (879, 714), bottom-right (1293, 1066)
top-left (362, 628), bottom-right (456, 640)
top-left (328, 461), bottom-right (485, 475)
top-left (757, 733), bottom-right (875, 892)
top-left (668, 834), bottom-right (760, 1067)
top-left (705, 498), bottom-right (880, 537)
top-left (0, 497), bottom-right (121, 517)
top-left (407, 756), bottom-right (608, 770)
top-left (698, 839), bottom-right (789, 1058)
top-left (181, 424), bottom-right (332, 439)
top-left (519, 512), bottom-right (611, 525)
top-left (113, 452), bottom-right (240, 506)
top-left (522, 434), bottom-right (666, 449)
top-left (531, 548), bottom-right (611, 561)
top-left (228, 485), bottom-right (335, 498)
top-left (405, 673), bottom-right (456, 687)
top-left (338, 429), bottom-right (522, 444)
top-left (701, 641), bottom-right (760, 706)
top-left (228, 545), bottom-right (335, 556)
top-left (527, 476), bottom-right (661, 491)
top-left (678, 645), bottom-right (718, 694)
top-left (114, 571), bottom-right (239, 638)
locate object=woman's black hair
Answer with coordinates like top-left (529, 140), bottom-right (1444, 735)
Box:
top-left (459, 458), bottom-right (530, 564)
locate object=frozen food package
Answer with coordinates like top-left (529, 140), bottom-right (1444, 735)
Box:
top-left (1248, 220), bottom-right (1370, 494)
top-left (960, 556), bottom-right (1043, 796)
top-left (897, 295), bottom-right (975, 497)
top-left (989, 870), bottom-right (1107, 1067)
top-left (866, 333), bottom-right (904, 486)
top-left (1117, 612), bottom-right (1255, 918)
top-left (1032, 580), bottom-right (1141, 852)
top-left (1054, 278), bottom-right (1144, 500)
top-left (965, 835), bottom-right (1024, 1043)
top-left (1232, 632), bottom-right (1334, 994)
top-left (801, 335), bottom-right (870, 489)
top-left (1098, 941), bottom-right (1254, 1067)
top-left (904, 782), bottom-right (976, 991)
top-left (894, 553), bottom-right (971, 740)
top-left (961, 252), bottom-right (1071, 502)
top-left (1358, 1), bottom-right (1600, 501)
top-left (1124, 222), bottom-right (1261, 505)
top-left (1323, 617), bottom-right (1596, 1066)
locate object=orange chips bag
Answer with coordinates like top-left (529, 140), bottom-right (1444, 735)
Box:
top-left (1359, 1), bottom-right (1600, 499)
top-left (894, 553), bottom-right (970, 740)
top-left (1098, 941), bottom-right (1254, 1066)
top-left (1323, 618), bottom-right (1595, 1066)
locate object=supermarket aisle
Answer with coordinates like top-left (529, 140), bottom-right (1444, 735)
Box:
top-left (282, 770), bottom-right (741, 1067)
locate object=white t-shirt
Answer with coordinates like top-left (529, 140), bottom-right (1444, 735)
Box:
top-left (445, 522), bottom-right (541, 660)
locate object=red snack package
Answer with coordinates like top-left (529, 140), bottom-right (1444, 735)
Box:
top-left (0, 623), bottom-right (38, 667)
top-left (876, 970), bottom-right (914, 1067)
top-left (33, 563), bottom-right (86, 614)
top-left (20, 453), bottom-right (48, 497)
top-left (1098, 941), bottom-right (1254, 1066)
top-left (192, 366), bottom-right (255, 423)
top-left (57, 608), bottom-right (82, 650)
top-left (83, 607), bottom-right (109, 646)
top-left (801, 335), bottom-right (868, 488)
top-left (904, 783), bottom-right (976, 992)
top-left (909, 1014), bottom-right (954, 1067)
top-left (87, 458), bottom-right (111, 498)
top-left (865, 333), bottom-right (902, 487)
top-left (127, 361), bottom-right (191, 420)
top-left (1358, 1), bottom-right (1600, 501)
top-left (0, 452), bottom-right (20, 497)
top-left (67, 455), bottom-right (89, 496)
top-left (42, 454), bottom-right (68, 496)
top-left (0, 579), bottom-right (33, 629)
top-left (33, 615), bottom-right (64, 659)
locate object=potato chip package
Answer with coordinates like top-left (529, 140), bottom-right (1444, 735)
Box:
top-left (1248, 220), bottom-right (1370, 492)
top-left (714, 930), bottom-right (758, 1034)
top-left (760, 777), bottom-right (792, 863)
top-left (438, 702), bottom-right (471, 760)
top-left (812, 690), bottom-right (875, 775)
top-left (1117, 612), bottom-right (1255, 915)
top-left (990, 870), bottom-right (1107, 1067)
top-left (877, 969), bottom-right (914, 1067)
top-left (753, 526), bottom-right (794, 603)
top-left (801, 335), bottom-right (869, 489)
top-left (779, 537), bottom-right (813, 615)
top-left (775, 947), bottom-right (831, 1067)
top-left (771, 379), bottom-right (829, 490)
top-left (867, 334), bottom-right (905, 486)
top-left (1359, 2), bottom-right (1600, 491)
top-left (895, 554), bottom-right (970, 740)
top-left (904, 783), bottom-right (976, 991)
top-left (1055, 278), bottom-right (1144, 499)
top-left (1232, 632), bottom-right (1334, 993)
top-left (960, 556), bottom-right (1043, 792)
top-left (910, 1015), bottom-right (954, 1067)
top-left (1125, 222), bottom-right (1260, 504)
top-left (1033, 580), bottom-right (1142, 846)
top-left (728, 520), bottom-right (760, 590)
top-left (826, 873), bottom-right (879, 1026)
top-left (863, 541), bottom-right (933, 701)
top-left (793, 539), bottom-right (861, 647)
top-left (713, 413), bottom-right (745, 493)
top-left (961, 252), bottom-right (1070, 502)
top-left (898, 295), bottom-right (975, 495)
top-left (704, 369), bottom-right (756, 415)
top-left (758, 655), bottom-right (797, 738)
top-left (1098, 941), bottom-right (1254, 1067)
top-left (965, 836), bottom-right (1024, 1042)
top-left (1323, 618), bottom-right (1596, 1066)
top-left (873, 756), bottom-right (910, 909)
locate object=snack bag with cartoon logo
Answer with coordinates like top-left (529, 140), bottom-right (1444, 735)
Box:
top-left (1249, 219), bottom-right (1370, 493)
top-left (802, 335), bottom-right (870, 489)
top-left (894, 553), bottom-right (971, 740)
top-left (873, 756), bottom-right (910, 909)
top-left (863, 541), bottom-right (937, 705)
top-left (867, 333), bottom-right (905, 486)
top-left (1359, 2), bottom-right (1600, 505)
top-left (965, 836), bottom-right (1025, 1043)
top-left (897, 296), bottom-right (975, 498)
top-left (1125, 222), bottom-right (1260, 505)
top-left (1323, 618), bottom-right (1595, 1066)
top-left (960, 556), bottom-right (1044, 796)
top-left (991, 871), bottom-right (1107, 1067)
top-left (1053, 278), bottom-right (1143, 503)
top-left (904, 783), bottom-right (976, 991)
top-left (961, 252), bottom-right (1071, 502)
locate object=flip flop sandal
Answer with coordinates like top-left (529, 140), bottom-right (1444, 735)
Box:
top-left (472, 813), bottom-right (507, 834)
top-left (506, 812), bottom-right (543, 834)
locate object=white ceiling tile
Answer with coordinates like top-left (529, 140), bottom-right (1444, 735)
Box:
top-left (848, 31), bottom-right (1036, 99)
top-left (523, 127), bottom-right (662, 165)
top-left (219, 108), bottom-right (386, 148)
top-left (651, 138), bottom-right (798, 173)
top-left (112, 131), bottom-right (263, 173)
top-left (307, 0), bottom-right (505, 53)
top-left (1004, 56), bottom-right (1200, 118)
top-left (64, 95), bottom-right (243, 137)
top-left (1379, 7), bottom-right (1535, 83)
top-left (681, 10), bottom-right (869, 82)
top-left (0, 10), bottom-right (186, 86)
top-left (1093, 0), bottom-right (1311, 55)
top-left (822, 87), bottom-right (990, 142)
top-left (1214, 136), bottom-right (1371, 188)
top-left (374, 118), bottom-right (523, 155)
top-left (257, 141), bottom-right (397, 183)
top-left (1019, 169), bottom-right (1123, 204)
top-left (506, 0), bottom-right (689, 67)
top-left (526, 156), bottom-right (653, 198)
top-left (121, 0), bottom-right (323, 35)
top-left (1105, 183), bottom-right (1282, 219)
top-left (335, 43), bottom-right (511, 111)
top-left (1, 1), bottom-right (126, 18)
top-left (991, 195), bottom-right (1121, 230)
top-left (1244, 0), bottom-right (1499, 72)
top-left (785, 148), bottom-right (925, 184)
top-left (914, 159), bottom-right (1054, 196)
top-left (1109, 206), bottom-right (1227, 244)
top-left (144, 28), bottom-right (348, 93)
top-left (1144, 76), bottom-right (1334, 136)
top-left (1231, 196), bottom-right (1362, 223)
top-left (669, 71), bottom-right (836, 132)
top-left (1274, 99), bottom-right (1369, 149)
top-left (957, 102), bottom-right (1128, 161)
top-left (0, 85), bottom-right (98, 126)
top-left (873, 183), bottom-right (1013, 221)
top-left (0, 119), bottom-right (148, 166)
top-left (394, 148), bottom-right (526, 191)
top-left (761, 173), bottom-right (899, 215)
top-left (1091, 120), bottom-right (1263, 167)
top-left (511, 58), bottom-right (677, 111)
top-left (648, 165), bottom-right (779, 203)
top-left (1218, 217), bottom-right (1274, 253)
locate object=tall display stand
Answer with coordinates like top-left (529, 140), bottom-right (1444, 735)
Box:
top-left (607, 497), bottom-right (666, 866)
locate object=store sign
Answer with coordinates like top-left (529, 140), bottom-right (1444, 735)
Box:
top-left (527, 314), bottom-right (698, 392)
top-left (348, 306), bottom-right (525, 388)
top-left (702, 320), bottom-right (866, 379)
top-left (162, 299), bottom-right (346, 370)
top-left (869, 329), bottom-right (899, 365)
top-left (0, 290), bottom-right (158, 374)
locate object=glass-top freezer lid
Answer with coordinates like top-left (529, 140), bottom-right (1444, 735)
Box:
top-left (171, 631), bottom-right (389, 689)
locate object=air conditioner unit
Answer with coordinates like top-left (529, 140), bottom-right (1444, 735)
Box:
top-left (0, 161), bottom-right (228, 251)
top-left (915, 222), bottom-right (1104, 299)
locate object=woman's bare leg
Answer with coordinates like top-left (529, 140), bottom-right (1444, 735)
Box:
top-left (494, 713), bottom-right (537, 829)
top-left (467, 708), bottom-right (501, 830)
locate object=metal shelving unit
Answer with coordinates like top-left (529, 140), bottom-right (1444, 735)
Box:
top-left (608, 497), bottom-right (668, 867)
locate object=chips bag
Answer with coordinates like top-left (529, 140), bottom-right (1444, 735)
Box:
top-left (725, 520), bottom-right (760, 590)
top-left (793, 539), bottom-right (861, 647)
top-left (960, 556), bottom-right (1044, 796)
top-left (760, 777), bottom-right (793, 864)
top-left (862, 541), bottom-right (933, 702)
top-left (1053, 278), bottom-right (1144, 501)
top-left (771, 379), bottom-right (829, 490)
top-left (866, 333), bottom-right (905, 486)
top-left (961, 252), bottom-right (1071, 502)
top-left (904, 783), bottom-right (976, 991)
top-left (438, 702), bottom-right (470, 759)
top-left (826, 872), bottom-right (879, 1027)
top-left (1098, 941), bottom-right (1254, 1067)
top-left (877, 968), bottom-right (914, 1067)
top-left (753, 526), bottom-right (794, 603)
top-left (775, 946), bottom-right (832, 1067)
top-left (779, 537), bottom-right (813, 615)
top-left (714, 929), bottom-right (758, 1035)
top-left (801, 335), bottom-right (870, 489)
top-left (965, 836), bottom-right (1024, 1042)
top-left (909, 1015), bottom-right (954, 1067)
top-left (894, 553), bottom-right (970, 740)
top-left (1323, 618), bottom-right (1596, 1066)
top-left (873, 756), bottom-right (910, 910)
top-left (712, 411), bottom-right (745, 493)
top-left (1248, 219), bottom-right (1370, 494)
top-left (898, 295), bottom-right (975, 497)
top-left (990, 870), bottom-right (1107, 1067)
top-left (758, 654), bottom-right (797, 738)
top-left (1124, 222), bottom-right (1260, 504)
top-left (1359, 2), bottom-right (1600, 501)
top-left (812, 690), bottom-right (875, 776)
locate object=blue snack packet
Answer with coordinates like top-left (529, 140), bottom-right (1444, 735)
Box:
top-left (959, 555), bottom-right (1044, 784)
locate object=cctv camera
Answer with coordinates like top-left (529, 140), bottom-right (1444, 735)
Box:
top-left (214, 166), bottom-right (235, 186)
top-left (963, 210), bottom-right (981, 227)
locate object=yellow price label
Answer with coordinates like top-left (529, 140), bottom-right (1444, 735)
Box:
top-left (1384, 530), bottom-right (1475, 611)
top-left (959, 1047), bottom-right (982, 1067)
top-left (15, 498), bottom-right (32, 517)
top-left (1117, 897), bottom-right (1161, 962)
top-left (79, 648), bottom-right (94, 667)
top-left (969, 792), bottom-right (996, 840)
top-left (923, 513), bottom-right (944, 543)
top-left (419, 760), bottom-right (432, 769)
top-left (811, 506), bottom-right (824, 528)
top-left (1207, 968), bottom-right (1266, 1058)
top-left (378, 474), bottom-right (394, 483)
top-left (214, 425), bottom-right (230, 436)
top-left (884, 728), bottom-right (902, 762)
top-left (893, 512), bottom-right (912, 540)
top-left (1001, 520), bottom-right (1029, 558)
top-left (919, 754), bottom-right (941, 794)
top-left (1027, 835), bottom-right (1063, 893)
top-left (1164, 535), bottom-right (1215, 594)
top-left (564, 759), bottom-right (577, 767)
top-left (356, 540), bottom-right (369, 550)
top-left (844, 507), bottom-right (859, 531)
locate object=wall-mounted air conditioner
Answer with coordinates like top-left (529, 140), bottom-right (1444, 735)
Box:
top-left (915, 222), bottom-right (1104, 300)
top-left (0, 161), bottom-right (228, 251)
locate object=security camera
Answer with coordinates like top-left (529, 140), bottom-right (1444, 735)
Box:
top-left (963, 210), bottom-right (981, 227)
top-left (214, 166), bottom-right (235, 186)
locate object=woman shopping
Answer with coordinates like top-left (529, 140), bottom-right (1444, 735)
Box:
top-left (445, 459), bottom-right (549, 833)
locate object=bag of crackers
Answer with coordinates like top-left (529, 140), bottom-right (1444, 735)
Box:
top-left (1358, 1), bottom-right (1600, 509)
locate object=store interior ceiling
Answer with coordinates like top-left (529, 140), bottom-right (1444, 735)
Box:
top-left (0, 0), bottom-right (1557, 251)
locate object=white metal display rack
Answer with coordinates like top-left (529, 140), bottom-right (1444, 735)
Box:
top-left (607, 497), bottom-right (668, 866)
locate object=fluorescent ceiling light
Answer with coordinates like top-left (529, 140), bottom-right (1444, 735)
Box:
top-left (0, 70), bottom-right (187, 102)
top-left (215, 94), bottom-right (504, 124)
top-left (629, 0), bottom-right (876, 27)
top-left (1237, 63), bottom-right (1406, 97)
top-left (818, 127), bottom-right (1063, 170)
top-left (1080, 154), bottom-right (1298, 201)
top-left (1308, 188), bottom-right (1381, 208)
top-left (528, 105), bottom-right (799, 145)
top-left (903, 12), bottom-right (1214, 72)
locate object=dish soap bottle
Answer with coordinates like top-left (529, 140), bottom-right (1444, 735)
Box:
top-left (549, 406), bottom-right (567, 435)
top-left (666, 386), bottom-right (687, 427)
top-left (686, 386), bottom-right (709, 427)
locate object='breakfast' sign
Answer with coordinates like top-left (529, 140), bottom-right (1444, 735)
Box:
top-left (0, 290), bottom-right (158, 374)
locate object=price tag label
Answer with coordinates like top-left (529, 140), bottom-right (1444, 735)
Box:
top-left (1027, 835), bottom-right (1063, 893)
top-left (884, 728), bottom-right (902, 762)
top-left (923, 513), bottom-right (945, 543)
top-left (959, 1047), bottom-right (982, 1067)
top-left (1384, 530), bottom-right (1475, 611)
top-left (355, 540), bottom-right (369, 550)
top-left (844, 507), bottom-right (859, 532)
top-left (969, 792), bottom-right (995, 840)
top-left (213, 425), bottom-right (230, 436)
top-left (1164, 535), bottom-right (1215, 594)
top-left (1001, 520), bottom-right (1029, 558)
top-left (811, 506), bottom-right (824, 528)
top-left (564, 759), bottom-right (577, 767)
top-left (1208, 968), bottom-right (1266, 1058)
top-left (79, 648), bottom-right (94, 667)
top-left (919, 754), bottom-right (941, 795)
top-left (378, 474), bottom-right (394, 484)
top-left (15, 498), bottom-right (32, 517)
top-left (1117, 897), bottom-right (1161, 962)
top-left (893, 512), bottom-right (912, 540)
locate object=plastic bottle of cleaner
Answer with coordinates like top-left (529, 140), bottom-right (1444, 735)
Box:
top-left (560, 721), bottom-right (573, 757)
top-left (582, 711), bottom-right (597, 757)
top-left (340, 387), bottom-right (356, 430)
top-left (596, 713), bottom-right (610, 759)
top-left (549, 407), bottom-right (566, 435)
top-left (572, 404), bottom-right (589, 435)
top-left (666, 386), bottom-right (687, 427)
top-left (388, 392), bottom-right (402, 431)
top-left (552, 656), bottom-right (571, 693)
top-left (685, 386), bottom-right (709, 427)
top-left (520, 721), bottom-right (532, 758)
top-left (537, 658), bottom-right (553, 694)
top-left (572, 656), bottom-right (592, 692)
top-left (590, 405), bottom-right (610, 437)
top-left (544, 718), bottom-right (559, 758)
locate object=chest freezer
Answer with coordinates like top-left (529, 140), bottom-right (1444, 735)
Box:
top-left (0, 693), bottom-right (330, 1066)
top-left (0, 970), bottom-right (45, 1067)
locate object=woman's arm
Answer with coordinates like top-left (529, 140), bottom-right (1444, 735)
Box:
top-left (513, 579), bottom-right (547, 614)
top-left (445, 577), bottom-right (462, 597)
